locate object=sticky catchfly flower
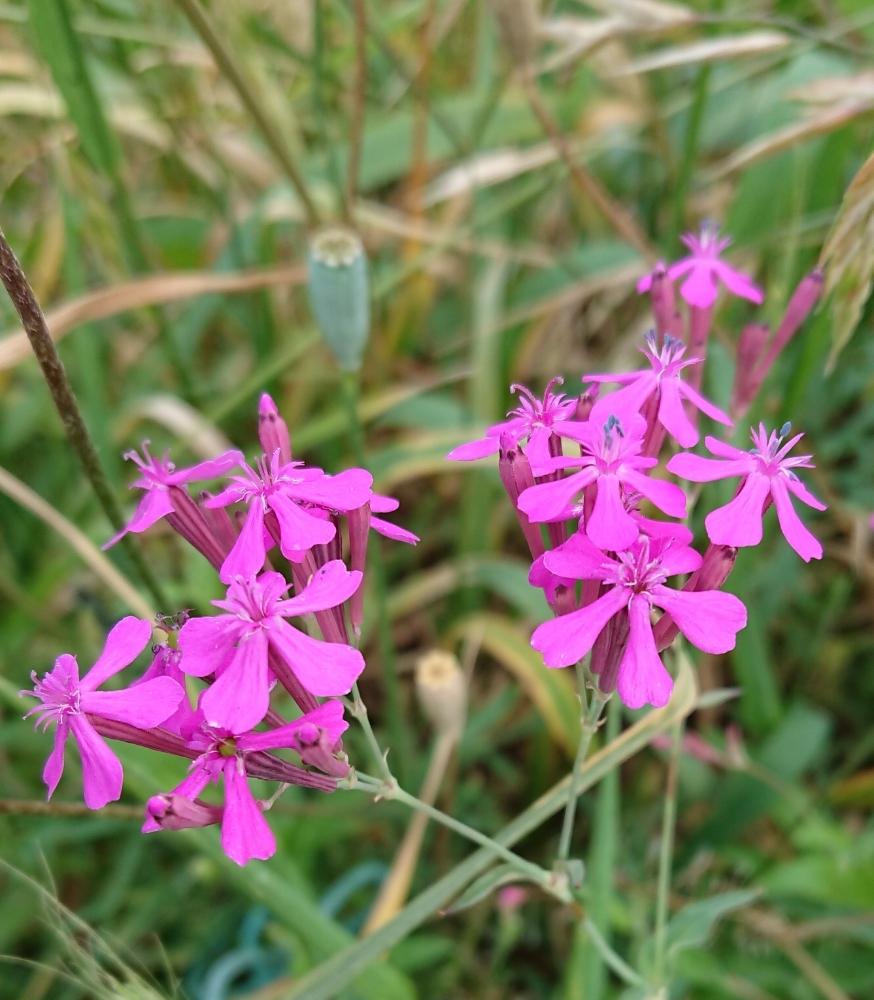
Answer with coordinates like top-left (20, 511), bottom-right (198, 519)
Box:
top-left (178, 563), bottom-right (364, 731)
top-left (638, 223), bottom-right (763, 310)
top-left (518, 413), bottom-right (687, 551)
top-left (447, 379), bottom-right (578, 474)
top-left (667, 423), bottom-right (826, 561)
top-left (584, 333), bottom-right (733, 448)
top-left (23, 617), bottom-right (185, 808)
top-left (532, 534), bottom-right (746, 709)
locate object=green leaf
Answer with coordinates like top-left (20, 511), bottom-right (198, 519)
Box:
top-left (666, 889), bottom-right (761, 959)
top-left (442, 863), bottom-right (526, 915)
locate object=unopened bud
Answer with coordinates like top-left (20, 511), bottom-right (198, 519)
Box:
top-left (308, 227), bottom-right (370, 372)
top-left (575, 384), bottom-right (600, 423)
top-left (649, 263), bottom-right (676, 343)
top-left (258, 393), bottom-right (292, 463)
top-left (499, 432), bottom-right (545, 558)
top-left (144, 794), bottom-right (222, 832)
top-left (416, 650), bottom-right (467, 737)
top-left (731, 323), bottom-right (770, 416)
top-left (347, 502), bottom-right (371, 634)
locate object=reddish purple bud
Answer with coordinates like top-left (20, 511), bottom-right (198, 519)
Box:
top-left (258, 393), bottom-right (292, 463)
top-left (499, 432), bottom-right (545, 558)
top-left (648, 263), bottom-right (676, 344)
top-left (574, 384), bottom-right (600, 424)
top-left (166, 487), bottom-right (227, 570)
top-left (347, 503), bottom-right (371, 635)
top-left (731, 323), bottom-right (770, 417)
top-left (145, 794), bottom-right (223, 831)
top-left (685, 305), bottom-right (714, 398)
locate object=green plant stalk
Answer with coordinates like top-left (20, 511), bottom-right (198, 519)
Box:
top-left (313, 0), bottom-right (345, 212)
top-left (670, 65), bottom-right (711, 243)
top-left (173, 0), bottom-right (320, 227)
top-left (653, 717), bottom-right (684, 985)
top-left (349, 681), bottom-right (394, 784)
top-left (583, 916), bottom-right (646, 990)
top-left (287, 656), bottom-right (697, 999)
top-left (0, 227), bottom-right (168, 609)
top-left (557, 668), bottom-right (609, 864)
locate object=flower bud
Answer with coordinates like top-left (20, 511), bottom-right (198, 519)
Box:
top-left (731, 323), bottom-right (770, 417)
top-left (415, 650), bottom-right (467, 737)
top-left (307, 227), bottom-right (370, 372)
top-left (258, 393), bottom-right (292, 463)
top-left (499, 432), bottom-right (545, 558)
top-left (347, 502), bottom-right (371, 635)
top-left (648, 263), bottom-right (676, 343)
top-left (144, 794), bottom-right (222, 832)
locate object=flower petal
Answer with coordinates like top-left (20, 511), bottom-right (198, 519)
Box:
top-left (103, 489), bottom-right (175, 549)
top-left (666, 453), bottom-right (750, 483)
top-left (621, 469), bottom-right (687, 519)
top-left (178, 615), bottom-right (240, 677)
top-left (531, 586), bottom-right (627, 668)
top-left (276, 560), bottom-right (362, 617)
top-left (678, 263), bottom-right (718, 309)
top-left (371, 516), bottom-right (419, 545)
top-left (43, 723), bottom-right (68, 800)
top-left (678, 381), bottom-right (733, 428)
top-left (219, 501), bottom-right (267, 584)
top-left (785, 476), bottom-right (827, 511)
top-left (518, 468), bottom-right (598, 523)
top-left (616, 597), bottom-right (673, 710)
top-left (771, 477), bottom-right (823, 561)
top-left (82, 617), bottom-right (153, 691)
top-left (69, 715), bottom-right (124, 809)
top-left (269, 621), bottom-right (364, 697)
top-left (704, 474), bottom-right (771, 548)
top-left (199, 629), bottom-right (271, 733)
top-left (446, 437), bottom-right (501, 461)
top-left (712, 260), bottom-right (764, 304)
top-left (238, 701), bottom-right (349, 753)
top-left (650, 585), bottom-right (747, 654)
top-left (543, 530), bottom-right (613, 581)
top-left (286, 468), bottom-right (373, 511)
top-left (220, 760), bottom-right (275, 865)
top-left (269, 493), bottom-right (336, 561)
top-left (704, 435), bottom-right (749, 460)
top-left (587, 475), bottom-right (639, 551)
top-left (657, 381), bottom-right (699, 448)
top-left (169, 449), bottom-right (243, 484)
top-left (81, 677), bottom-right (185, 729)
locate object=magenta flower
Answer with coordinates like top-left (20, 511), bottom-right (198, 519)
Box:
top-left (638, 224), bottom-right (763, 310)
top-left (667, 423), bottom-right (826, 561)
top-left (23, 617), bottom-right (185, 809)
top-left (584, 333), bottom-right (732, 448)
top-left (144, 701), bottom-right (348, 865)
top-left (532, 534), bottom-right (746, 709)
top-left (205, 451), bottom-right (372, 583)
top-left (178, 563), bottom-right (364, 731)
top-left (517, 413), bottom-right (687, 551)
top-left (447, 379), bottom-right (578, 474)
top-left (104, 444), bottom-right (242, 548)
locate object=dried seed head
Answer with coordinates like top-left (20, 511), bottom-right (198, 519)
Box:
top-left (415, 650), bottom-right (467, 737)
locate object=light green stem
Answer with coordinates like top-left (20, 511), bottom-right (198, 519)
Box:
top-left (349, 682), bottom-right (394, 785)
top-left (583, 917), bottom-right (646, 989)
top-left (653, 718), bottom-right (684, 985)
top-left (557, 669), bottom-right (609, 864)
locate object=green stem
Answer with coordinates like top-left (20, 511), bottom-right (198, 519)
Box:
top-left (557, 668), bottom-right (609, 864)
top-left (0, 227), bottom-right (168, 609)
top-left (349, 682), bottom-right (394, 784)
top-left (670, 65), bottom-right (710, 243)
top-left (653, 718), bottom-right (684, 985)
top-left (583, 917), bottom-right (647, 989)
top-left (351, 772), bottom-right (568, 901)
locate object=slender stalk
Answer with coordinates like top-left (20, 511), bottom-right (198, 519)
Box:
top-left (0, 227), bottom-right (167, 609)
top-left (346, 0), bottom-right (368, 221)
top-left (0, 799), bottom-right (142, 818)
top-left (352, 772), bottom-right (568, 901)
top-left (583, 917), bottom-right (647, 989)
top-left (557, 668), bottom-right (609, 864)
top-left (173, 0), bottom-right (320, 227)
top-left (348, 681), bottom-right (394, 785)
top-left (653, 718), bottom-right (684, 985)
top-left (670, 65), bottom-right (711, 243)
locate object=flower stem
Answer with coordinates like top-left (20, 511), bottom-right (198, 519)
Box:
top-left (653, 717), bottom-right (684, 985)
top-left (556, 667), bottom-right (609, 865)
top-left (583, 916), bottom-right (646, 989)
top-left (0, 227), bottom-right (168, 609)
top-left (348, 681), bottom-right (394, 785)
top-left (351, 772), bottom-right (569, 902)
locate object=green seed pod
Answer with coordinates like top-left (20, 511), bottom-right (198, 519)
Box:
top-left (307, 226), bottom-right (370, 372)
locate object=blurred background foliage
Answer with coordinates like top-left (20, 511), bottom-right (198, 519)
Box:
top-left (0, 0), bottom-right (873, 997)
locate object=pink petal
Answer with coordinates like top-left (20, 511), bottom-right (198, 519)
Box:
top-left (785, 476), bottom-right (827, 512)
top-left (712, 260), bottom-right (764, 304)
top-left (517, 469), bottom-right (598, 523)
top-left (531, 586), bottom-right (627, 668)
top-left (678, 381), bottom-right (733, 427)
top-left (446, 437), bottom-right (501, 461)
top-left (370, 493), bottom-right (399, 514)
top-left (43, 723), bottom-right (68, 799)
top-left (704, 435), bottom-right (749, 460)
top-left (704, 474), bottom-right (771, 547)
top-left (658, 381), bottom-right (699, 448)
top-left (634, 514), bottom-right (694, 548)
top-left (69, 715), bottom-right (124, 809)
top-left (276, 560), bottom-right (362, 617)
top-left (103, 489), bottom-right (175, 549)
top-left (199, 629), bottom-right (271, 732)
top-left (80, 677), bottom-right (185, 729)
top-left (587, 475), bottom-right (639, 551)
top-left (268, 621), bottom-right (365, 697)
top-left (169, 449), bottom-right (243, 484)
top-left (287, 468), bottom-right (373, 511)
top-left (238, 701), bottom-right (349, 752)
top-left (666, 453), bottom-right (750, 483)
top-left (82, 617), bottom-right (153, 691)
top-left (637, 272), bottom-right (654, 293)
top-left (650, 585), bottom-right (747, 654)
top-left (524, 426), bottom-right (553, 476)
top-left (220, 760), bottom-right (275, 866)
top-left (621, 469), bottom-right (687, 519)
top-left (678, 264), bottom-right (719, 309)
top-left (178, 615), bottom-right (240, 677)
top-left (269, 493), bottom-right (336, 562)
top-left (543, 531), bottom-right (613, 581)
top-left (657, 544), bottom-right (703, 577)
top-left (371, 516), bottom-right (419, 545)
top-left (590, 374), bottom-right (657, 425)
top-left (771, 477), bottom-right (823, 562)
top-left (616, 597), bottom-right (673, 710)
top-left (219, 501), bottom-right (267, 584)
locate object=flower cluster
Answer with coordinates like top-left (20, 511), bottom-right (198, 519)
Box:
top-left (451, 225), bottom-right (825, 709)
top-left (23, 394), bottom-right (416, 865)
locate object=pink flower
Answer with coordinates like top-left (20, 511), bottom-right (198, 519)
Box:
top-left (667, 423), bottom-right (826, 561)
top-left (517, 413), bottom-right (687, 551)
top-left (104, 444), bottom-right (242, 548)
top-left (205, 451), bottom-right (372, 583)
top-left (23, 617), bottom-right (185, 809)
top-left (584, 333), bottom-right (733, 448)
top-left (447, 379), bottom-right (578, 474)
top-left (532, 533), bottom-right (746, 709)
top-left (144, 701), bottom-right (348, 865)
top-left (178, 563), bottom-right (364, 731)
top-left (638, 224), bottom-right (763, 310)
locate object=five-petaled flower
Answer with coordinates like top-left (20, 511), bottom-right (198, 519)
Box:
top-left (667, 423), bottom-right (826, 561)
top-left (532, 533), bottom-right (747, 708)
top-left (23, 617), bottom-right (184, 809)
